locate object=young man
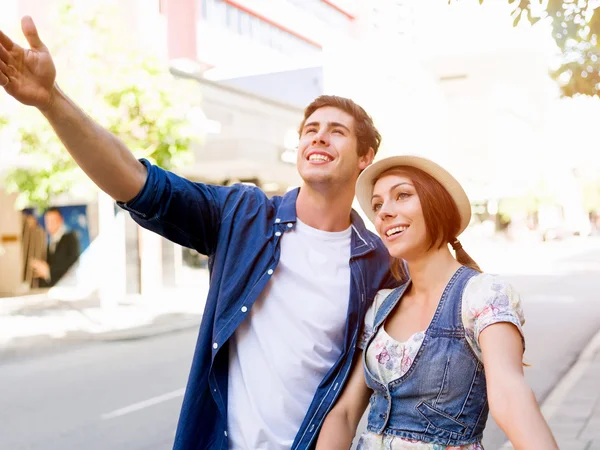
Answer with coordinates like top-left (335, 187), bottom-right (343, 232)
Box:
top-left (0, 17), bottom-right (395, 449)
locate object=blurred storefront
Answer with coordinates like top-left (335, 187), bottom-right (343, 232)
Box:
top-left (3, 0), bottom-right (597, 300)
top-left (0, 0), bottom-right (362, 298)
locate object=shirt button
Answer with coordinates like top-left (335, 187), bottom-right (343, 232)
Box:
top-left (287, 223), bottom-right (293, 228)
top-left (213, 343), bottom-right (218, 349)
top-left (241, 306), bottom-right (248, 313)
top-left (267, 269), bottom-right (274, 275)
top-left (275, 218), bottom-right (281, 223)
top-left (275, 231), bottom-right (282, 237)
top-left (224, 431), bottom-right (228, 437)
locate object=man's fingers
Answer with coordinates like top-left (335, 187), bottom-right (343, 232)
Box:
top-left (0, 55), bottom-right (7, 71)
top-left (21, 16), bottom-right (45, 50)
top-left (0, 29), bottom-right (15, 51)
top-left (0, 39), bottom-right (12, 65)
top-left (0, 71), bottom-right (8, 88)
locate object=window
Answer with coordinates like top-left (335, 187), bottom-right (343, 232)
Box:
top-left (239, 10), bottom-right (250, 36)
top-left (200, 0), bottom-right (321, 55)
top-left (286, 0), bottom-right (352, 28)
top-left (225, 4), bottom-right (239, 29)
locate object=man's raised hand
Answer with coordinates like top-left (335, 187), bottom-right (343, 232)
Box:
top-left (0, 16), bottom-right (57, 110)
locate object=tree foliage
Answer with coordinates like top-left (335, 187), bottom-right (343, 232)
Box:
top-left (456, 0), bottom-right (600, 97)
top-left (1, 1), bottom-right (199, 208)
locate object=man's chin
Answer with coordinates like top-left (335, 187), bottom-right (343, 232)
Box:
top-left (298, 165), bottom-right (332, 180)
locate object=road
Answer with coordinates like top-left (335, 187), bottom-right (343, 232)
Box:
top-left (0, 331), bottom-right (196, 450)
top-left (1, 237), bottom-right (599, 449)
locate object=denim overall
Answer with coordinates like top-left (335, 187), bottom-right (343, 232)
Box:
top-left (362, 266), bottom-right (489, 446)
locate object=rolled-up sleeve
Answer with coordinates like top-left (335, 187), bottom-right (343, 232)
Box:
top-left (117, 159), bottom-right (238, 255)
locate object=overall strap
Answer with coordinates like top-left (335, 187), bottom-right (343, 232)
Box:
top-left (432, 266), bottom-right (480, 330)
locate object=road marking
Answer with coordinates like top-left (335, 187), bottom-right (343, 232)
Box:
top-left (101, 388), bottom-right (185, 420)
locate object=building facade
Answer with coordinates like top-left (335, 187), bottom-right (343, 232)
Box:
top-left (0, 0), bottom-right (363, 296)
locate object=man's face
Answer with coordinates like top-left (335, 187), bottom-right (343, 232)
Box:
top-left (296, 107), bottom-right (373, 189)
top-left (44, 211), bottom-right (63, 236)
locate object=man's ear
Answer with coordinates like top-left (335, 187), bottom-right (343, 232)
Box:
top-left (358, 148), bottom-right (375, 171)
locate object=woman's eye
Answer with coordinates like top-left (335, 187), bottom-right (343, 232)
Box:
top-left (396, 192), bottom-right (410, 200)
top-left (372, 203), bottom-right (382, 212)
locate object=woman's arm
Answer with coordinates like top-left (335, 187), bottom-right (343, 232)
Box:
top-left (480, 323), bottom-right (558, 449)
top-left (316, 352), bottom-right (372, 450)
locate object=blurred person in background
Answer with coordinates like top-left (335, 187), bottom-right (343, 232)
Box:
top-left (0, 17), bottom-right (395, 450)
top-left (29, 207), bottom-right (80, 288)
top-left (22, 212), bottom-right (46, 288)
top-left (316, 156), bottom-right (558, 450)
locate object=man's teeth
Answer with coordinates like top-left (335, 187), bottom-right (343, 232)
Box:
top-left (386, 226), bottom-right (408, 237)
top-left (309, 154), bottom-right (332, 162)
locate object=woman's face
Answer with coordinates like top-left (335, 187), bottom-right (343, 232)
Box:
top-left (371, 172), bottom-right (428, 260)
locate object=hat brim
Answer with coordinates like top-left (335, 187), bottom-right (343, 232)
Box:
top-left (356, 155), bottom-right (471, 236)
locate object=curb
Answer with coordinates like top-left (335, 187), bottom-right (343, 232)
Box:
top-left (0, 315), bottom-right (202, 361)
top-left (539, 327), bottom-right (600, 421)
top-left (88, 316), bottom-right (201, 341)
top-left (499, 326), bottom-right (600, 449)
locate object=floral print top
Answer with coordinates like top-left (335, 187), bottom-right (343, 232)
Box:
top-left (356, 273), bottom-right (525, 450)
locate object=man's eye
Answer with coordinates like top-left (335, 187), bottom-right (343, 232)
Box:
top-left (304, 128), bottom-right (317, 134)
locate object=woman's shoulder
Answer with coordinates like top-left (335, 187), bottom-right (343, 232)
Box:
top-left (464, 272), bottom-right (518, 297)
top-left (462, 272), bottom-right (524, 323)
top-left (461, 272), bottom-right (526, 357)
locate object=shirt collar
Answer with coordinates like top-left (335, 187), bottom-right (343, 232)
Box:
top-left (275, 188), bottom-right (299, 224)
top-left (49, 224), bottom-right (67, 244)
top-left (276, 188), bottom-right (380, 249)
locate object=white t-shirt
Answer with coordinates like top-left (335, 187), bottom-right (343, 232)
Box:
top-left (227, 218), bottom-right (352, 450)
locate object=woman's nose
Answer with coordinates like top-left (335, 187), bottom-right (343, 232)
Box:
top-left (377, 202), bottom-right (395, 220)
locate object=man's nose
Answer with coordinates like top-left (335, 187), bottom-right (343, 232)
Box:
top-left (312, 129), bottom-right (329, 146)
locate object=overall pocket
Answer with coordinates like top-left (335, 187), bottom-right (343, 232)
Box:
top-left (416, 401), bottom-right (468, 435)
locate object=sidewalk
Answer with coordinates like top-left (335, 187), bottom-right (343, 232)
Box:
top-left (501, 328), bottom-right (600, 450)
top-left (543, 329), bottom-right (600, 449)
top-left (0, 274), bottom-right (209, 360)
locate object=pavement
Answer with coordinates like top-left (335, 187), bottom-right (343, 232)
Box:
top-left (0, 270), bottom-right (209, 360)
top-left (1, 237), bottom-right (599, 449)
top-left (500, 328), bottom-right (600, 449)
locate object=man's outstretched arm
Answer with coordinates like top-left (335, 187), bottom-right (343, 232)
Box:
top-left (0, 16), bottom-right (146, 202)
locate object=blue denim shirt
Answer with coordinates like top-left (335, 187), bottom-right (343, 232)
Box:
top-left (362, 266), bottom-right (489, 446)
top-left (118, 160), bottom-right (395, 450)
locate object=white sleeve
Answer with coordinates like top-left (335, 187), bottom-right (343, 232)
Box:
top-left (462, 273), bottom-right (526, 361)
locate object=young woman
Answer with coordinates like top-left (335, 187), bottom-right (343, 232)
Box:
top-left (316, 156), bottom-right (558, 449)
